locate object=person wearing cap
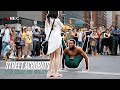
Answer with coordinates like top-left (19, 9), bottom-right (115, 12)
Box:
top-left (22, 27), bottom-right (32, 58)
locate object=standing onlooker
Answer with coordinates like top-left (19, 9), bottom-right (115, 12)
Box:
top-left (39, 27), bottom-right (46, 56)
top-left (71, 28), bottom-right (78, 45)
top-left (23, 27), bottom-right (32, 58)
top-left (32, 28), bottom-right (40, 56)
top-left (90, 29), bottom-right (98, 56)
top-left (77, 29), bottom-right (85, 48)
top-left (118, 29), bottom-right (120, 55)
top-left (1, 24), bottom-right (11, 58)
top-left (9, 27), bottom-right (18, 58)
top-left (103, 29), bottom-right (111, 55)
top-left (83, 29), bottom-right (92, 53)
top-left (15, 34), bottom-right (21, 60)
top-left (109, 25), bottom-right (114, 55)
top-left (0, 29), bottom-right (2, 57)
top-left (66, 29), bottom-right (72, 47)
top-left (96, 28), bottom-right (100, 55)
top-left (19, 27), bottom-right (26, 58)
top-left (99, 26), bottom-right (105, 55)
top-left (112, 26), bottom-right (119, 55)
top-left (12, 27), bottom-right (18, 56)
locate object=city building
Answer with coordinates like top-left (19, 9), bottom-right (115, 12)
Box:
top-left (63, 11), bottom-right (84, 28)
top-left (42, 11), bottom-right (48, 22)
top-left (91, 11), bottom-right (107, 28)
top-left (115, 11), bottom-right (120, 28)
top-left (112, 11), bottom-right (117, 27)
top-left (106, 11), bottom-right (112, 28)
top-left (84, 11), bottom-right (91, 29)
top-left (42, 11), bottom-right (120, 29)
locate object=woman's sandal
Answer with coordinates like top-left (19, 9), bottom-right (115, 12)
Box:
top-left (46, 73), bottom-right (54, 78)
top-left (54, 73), bottom-right (63, 78)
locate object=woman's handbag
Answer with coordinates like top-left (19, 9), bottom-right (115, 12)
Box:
top-left (90, 39), bottom-right (96, 46)
top-left (41, 19), bottom-right (55, 55)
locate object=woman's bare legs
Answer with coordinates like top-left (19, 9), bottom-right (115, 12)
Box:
top-left (47, 52), bottom-right (54, 77)
top-left (103, 46), bottom-right (106, 55)
top-left (21, 45), bottom-right (25, 58)
top-left (54, 47), bottom-right (62, 77)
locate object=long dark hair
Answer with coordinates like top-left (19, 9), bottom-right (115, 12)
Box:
top-left (46, 11), bottom-right (58, 24)
top-left (21, 27), bottom-right (24, 33)
top-left (115, 26), bottom-right (117, 30)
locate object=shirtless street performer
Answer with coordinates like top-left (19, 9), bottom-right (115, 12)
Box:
top-left (62, 39), bottom-right (89, 71)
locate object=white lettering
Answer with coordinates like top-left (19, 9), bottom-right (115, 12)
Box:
top-left (10, 17), bottom-right (19, 20)
top-left (5, 61), bottom-right (50, 70)
top-left (5, 62), bottom-right (11, 69)
top-left (11, 62), bottom-right (16, 69)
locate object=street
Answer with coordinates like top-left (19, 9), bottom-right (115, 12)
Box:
top-left (0, 55), bottom-right (120, 79)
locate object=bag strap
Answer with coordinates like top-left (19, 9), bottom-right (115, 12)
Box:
top-left (48, 19), bottom-right (55, 40)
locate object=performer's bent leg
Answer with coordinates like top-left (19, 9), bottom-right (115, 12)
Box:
top-left (64, 54), bottom-right (83, 68)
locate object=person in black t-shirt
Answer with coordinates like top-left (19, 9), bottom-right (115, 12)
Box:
top-left (39, 27), bottom-right (46, 56)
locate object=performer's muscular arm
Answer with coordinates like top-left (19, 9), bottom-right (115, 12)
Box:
top-left (78, 47), bottom-right (89, 70)
top-left (62, 48), bottom-right (68, 69)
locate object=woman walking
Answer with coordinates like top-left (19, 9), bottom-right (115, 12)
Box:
top-left (45, 11), bottom-right (64, 78)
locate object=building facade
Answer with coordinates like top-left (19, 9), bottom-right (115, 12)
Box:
top-left (63, 11), bottom-right (84, 28)
top-left (91, 11), bottom-right (107, 28)
top-left (42, 11), bottom-right (48, 22)
top-left (106, 11), bottom-right (112, 28)
top-left (84, 11), bottom-right (91, 29)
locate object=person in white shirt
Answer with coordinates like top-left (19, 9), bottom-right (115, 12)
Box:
top-left (1, 24), bottom-right (11, 57)
top-left (0, 29), bottom-right (2, 57)
top-left (77, 29), bottom-right (85, 48)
